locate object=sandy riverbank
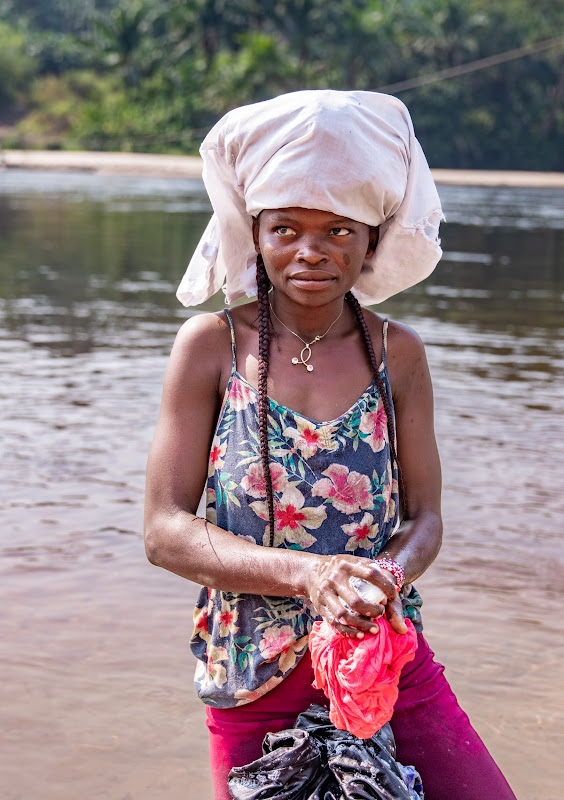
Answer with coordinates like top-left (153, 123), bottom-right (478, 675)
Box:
top-left (2, 148), bottom-right (564, 187)
top-left (1, 150), bottom-right (204, 180)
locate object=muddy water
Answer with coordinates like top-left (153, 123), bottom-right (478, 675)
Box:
top-left (1, 170), bottom-right (563, 799)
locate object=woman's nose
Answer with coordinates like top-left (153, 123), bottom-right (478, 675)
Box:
top-left (295, 236), bottom-right (328, 263)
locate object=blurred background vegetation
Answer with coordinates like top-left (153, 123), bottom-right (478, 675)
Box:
top-left (0, 0), bottom-right (563, 169)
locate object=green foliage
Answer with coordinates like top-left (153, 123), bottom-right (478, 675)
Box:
top-left (2, 0), bottom-right (112, 33)
top-left (0, 22), bottom-right (35, 111)
top-left (401, 1), bottom-right (564, 168)
top-left (2, 0), bottom-right (564, 169)
top-left (9, 72), bottom-right (99, 148)
top-left (9, 70), bottom-right (197, 152)
top-left (86, 1), bottom-right (165, 85)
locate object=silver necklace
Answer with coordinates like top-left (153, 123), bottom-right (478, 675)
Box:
top-left (269, 301), bottom-right (344, 372)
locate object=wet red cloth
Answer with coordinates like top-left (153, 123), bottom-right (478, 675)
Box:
top-left (309, 618), bottom-right (418, 739)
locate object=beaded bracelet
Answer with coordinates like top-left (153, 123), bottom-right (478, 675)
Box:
top-left (373, 557), bottom-right (405, 594)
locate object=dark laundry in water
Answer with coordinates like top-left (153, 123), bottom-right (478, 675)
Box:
top-left (228, 703), bottom-right (424, 799)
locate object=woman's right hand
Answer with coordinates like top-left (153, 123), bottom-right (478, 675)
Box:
top-left (306, 554), bottom-right (398, 638)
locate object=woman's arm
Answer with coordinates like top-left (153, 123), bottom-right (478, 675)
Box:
top-left (144, 312), bottom-right (311, 595)
top-left (374, 320), bottom-right (443, 631)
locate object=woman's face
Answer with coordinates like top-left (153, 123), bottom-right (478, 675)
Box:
top-left (252, 208), bottom-right (378, 305)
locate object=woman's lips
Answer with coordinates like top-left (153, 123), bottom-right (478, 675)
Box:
top-left (289, 271), bottom-right (336, 288)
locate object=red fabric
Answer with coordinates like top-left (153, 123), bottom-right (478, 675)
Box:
top-left (309, 618), bottom-right (418, 738)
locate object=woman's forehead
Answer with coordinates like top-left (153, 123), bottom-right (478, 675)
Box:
top-left (258, 208), bottom-right (365, 225)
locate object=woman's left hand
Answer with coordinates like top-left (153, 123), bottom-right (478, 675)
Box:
top-left (384, 591), bottom-right (408, 635)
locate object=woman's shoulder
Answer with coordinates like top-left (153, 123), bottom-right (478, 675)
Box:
top-left (168, 310), bottom-right (235, 392)
top-left (172, 310), bottom-right (232, 359)
top-left (171, 303), bottom-right (260, 392)
top-left (362, 309), bottom-right (429, 391)
top-left (361, 308), bottom-right (424, 354)
top-left (386, 318), bottom-right (426, 359)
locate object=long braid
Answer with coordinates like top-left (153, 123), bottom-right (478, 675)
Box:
top-left (256, 254), bottom-right (276, 546)
top-left (345, 291), bottom-right (405, 518)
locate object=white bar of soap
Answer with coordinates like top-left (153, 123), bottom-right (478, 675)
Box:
top-left (350, 577), bottom-right (387, 605)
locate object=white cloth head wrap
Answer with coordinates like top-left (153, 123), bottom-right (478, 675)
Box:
top-left (177, 89), bottom-right (444, 307)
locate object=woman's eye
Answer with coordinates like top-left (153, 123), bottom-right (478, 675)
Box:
top-left (330, 228), bottom-right (350, 236)
top-left (274, 226), bottom-right (296, 236)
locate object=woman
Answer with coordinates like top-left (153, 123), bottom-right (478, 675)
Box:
top-left (144, 90), bottom-right (517, 799)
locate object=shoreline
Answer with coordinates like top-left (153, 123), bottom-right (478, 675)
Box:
top-left (2, 149), bottom-right (564, 187)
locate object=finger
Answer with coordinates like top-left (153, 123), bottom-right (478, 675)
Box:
top-left (386, 598), bottom-right (408, 634)
top-left (324, 610), bottom-right (372, 638)
top-left (341, 585), bottom-right (387, 621)
top-left (322, 594), bottom-right (381, 637)
top-left (333, 622), bottom-right (375, 639)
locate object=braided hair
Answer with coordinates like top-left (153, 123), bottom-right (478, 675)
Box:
top-left (256, 254), bottom-right (276, 545)
top-left (255, 255), bottom-right (403, 548)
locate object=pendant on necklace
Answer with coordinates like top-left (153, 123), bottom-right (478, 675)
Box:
top-left (291, 336), bottom-right (320, 371)
top-left (269, 299), bottom-right (342, 375)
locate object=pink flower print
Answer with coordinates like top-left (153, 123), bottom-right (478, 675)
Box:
top-left (312, 464), bottom-right (373, 515)
top-left (205, 487), bottom-right (217, 524)
top-left (284, 417), bottom-right (337, 458)
top-left (359, 398), bottom-right (388, 453)
top-left (249, 483), bottom-right (327, 549)
top-left (383, 466), bottom-right (398, 523)
top-left (241, 461), bottom-right (289, 498)
top-left (385, 495), bottom-right (396, 524)
top-left (193, 604), bottom-right (211, 643)
top-left (341, 512), bottom-right (380, 552)
top-left (205, 644), bottom-right (229, 688)
top-left (217, 597), bottom-right (239, 637)
top-left (258, 625), bottom-right (309, 674)
top-left (207, 437), bottom-right (227, 477)
top-left (251, 486), bottom-right (326, 548)
top-left (259, 624), bottom-right (296, 661)
top-left (228, 376), bottom-right (253, 411)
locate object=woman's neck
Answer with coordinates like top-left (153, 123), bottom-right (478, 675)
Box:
top-left (269, 292), bottom-right (350, 342)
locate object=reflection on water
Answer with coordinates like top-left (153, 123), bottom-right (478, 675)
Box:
top-left (1, 172), bottom-right (563, 355)
top-left (1, 170), bottom-right (563, 799)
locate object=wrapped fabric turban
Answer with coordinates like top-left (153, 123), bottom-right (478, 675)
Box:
top-left (177, 89), bottom-right (444, 307)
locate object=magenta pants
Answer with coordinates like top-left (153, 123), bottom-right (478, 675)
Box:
top-left (206, 633), bottom-right (517, 800)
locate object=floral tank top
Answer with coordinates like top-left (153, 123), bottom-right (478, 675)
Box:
top-left (191, 311), bottom-right (423, 708)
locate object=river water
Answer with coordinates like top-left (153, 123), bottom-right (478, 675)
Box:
top-left (1, 170), bottom-right (563, 799)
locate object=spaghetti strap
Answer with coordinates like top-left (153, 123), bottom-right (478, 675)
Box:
top-left (224, 309), bottom-right (237, 372)
top-left (381, 319), bottom-right (389, 371)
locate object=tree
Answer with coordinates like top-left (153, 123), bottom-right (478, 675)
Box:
top-left (0, 22), bottom-right (35, 112)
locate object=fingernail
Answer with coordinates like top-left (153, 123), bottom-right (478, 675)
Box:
top-left (356, 631), bottom-right (364, 639)
top-left (370, 625), bottom-right (379, 635)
